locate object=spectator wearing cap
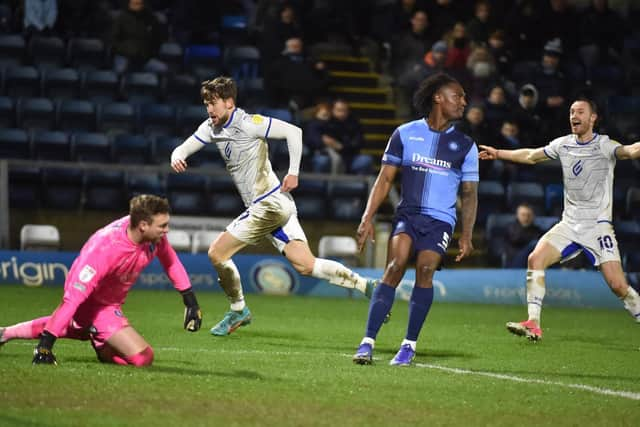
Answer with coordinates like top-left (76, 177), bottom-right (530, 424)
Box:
top-left (513, 84), bottom-right (543, 147)
top-left (531, 38), bottom-right (568, 140)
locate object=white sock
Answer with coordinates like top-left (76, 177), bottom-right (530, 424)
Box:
top-left (311, 258), bottom-right (367, 294)
top-left (526, 269), bottom-right (546, 324)
top-left (622, 286), bottom-right (640, 321)
top-left (401, 339), bottom-right (416, 351)
top-left (230, 298), bottom-right (246, 311)
top-left (360, 337), bottom-right (375, 348)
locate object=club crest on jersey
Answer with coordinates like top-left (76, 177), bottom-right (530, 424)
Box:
top-left (252, 114), bottom-right (265, 124)
top-left (572, 160), bottom-right (583, 176)
top-left (79, 265), bottom-right (96, 283)
top-left (448, 141), bottom-right (459, 151)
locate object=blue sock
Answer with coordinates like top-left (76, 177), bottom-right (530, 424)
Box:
top-left (406, 285), bottom-right (434, 341)
top-left (365, 282), bottom-right (396, 339)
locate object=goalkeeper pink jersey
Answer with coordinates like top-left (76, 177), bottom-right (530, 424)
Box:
top-left (45, 216), bottom-right (191, 337)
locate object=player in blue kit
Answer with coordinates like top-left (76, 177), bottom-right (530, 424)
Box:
top-left (352, 73), bottom-right (479, 366)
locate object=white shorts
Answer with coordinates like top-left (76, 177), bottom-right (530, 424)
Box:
top-left (540, 220), bottom-right (621, 267)
top-left (226, 191), bottom-right (307, 252)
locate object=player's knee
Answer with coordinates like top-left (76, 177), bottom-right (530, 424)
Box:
top-left (127, 346), bottom-right (154, 367)
top-left (417, 264), bottom-right (437, 278)
top-left (208, 247), bottom-right (225, 265)
top-left (384, 260), bottom-right (404, 278)
top-left (527, 251), bottom-right (544, 269)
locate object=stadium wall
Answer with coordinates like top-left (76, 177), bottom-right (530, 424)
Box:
top-left (0, 250), bottom-right (622, 309)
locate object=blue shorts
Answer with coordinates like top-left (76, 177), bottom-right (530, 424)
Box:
top-left (391, 213), bottom-right (453, 256)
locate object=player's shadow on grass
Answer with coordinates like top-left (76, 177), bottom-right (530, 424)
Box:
top-left (153, 365), bottom-right (266, 380)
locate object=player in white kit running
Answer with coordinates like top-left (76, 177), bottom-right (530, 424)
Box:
top-left (171, 76), bottom-right (376, 336)
top-left (479, 98), bottom-right (640, 341)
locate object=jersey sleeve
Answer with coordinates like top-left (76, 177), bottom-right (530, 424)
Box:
top-left (156, 236), bottom-right (192, 292)
top-left (542, 137), bottom-right (563, 160)
top-left (461, 143), bottom-right (479, 182)
top-left (43, 244), bottom-right (112, 337)
top-left (602, 137), bottom-right (622, 160)
top-left (192, 119), bottom-right (215, 144)
top-left (243, 114), bottom-right (272, 139)
top-left (381, 128), bottom-right (403, 166)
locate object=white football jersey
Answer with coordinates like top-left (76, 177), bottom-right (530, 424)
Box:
top-left (543, 133), bottom-right (620, 224)
top-left (193, 108), bottom-right (280, 207)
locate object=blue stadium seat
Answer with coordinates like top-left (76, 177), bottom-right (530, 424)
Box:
top-left (220, 15), bottom-right (249, 45)
top-left (330, 196), bottom-right (365, 221)
top-left (139, 104), bottom-right (176, 138)
top-left (258, 107), bottom-right (292, 123)
top-left (295, 196), bottom-right (326, 220)
top-left (43, 68), bottom-right (81, 100)
top-left (32, 130), bottom-right (70, 161)
top-left (544, 183), bottom-right (563, 216)
top-left (72, 132), bottom-right (111, 162)
top-left (189, 143), bottom-right (223, 167)
top-left (162, 73), bottom-right (200, 105)
top-left (97, 102), bottom-right (136, 137)
top-left (330, 180), bottom-right (368, 197)
top-left (127, 172), bottom-right (164, 197)
top-left (0, 34), bottom-right (26, 68)
top-left (67, 38), bottom-right (108, 71)
top-left (485, 213), bottom-right (513, 266)
top-left (297, 179), bottom-right (328, 196)
top-left (208, 175), bottom-right (236, 193)
top-left (176, 105), bottom-right (207, 136)
top-left (17, 97), bottom-right (55, 131)
top-left (623, 252), bottom-right (640, 273)
top-left (4, 66), bottom-right (40, 97)
top-left (506, 182), bottom-right (545, 215)
top-left (207, 192), bottom-right (244, 217)
top-left (184, 44), bottom-right (222, 80)
top-left (158, 41), bottom-right (184, 74)
top-left (0, 96), bottom-right (14, 127)
top-left (534, 161), bottom-right (563, 185)
top-left (626, 187), bottom-right (640, 220)
top-left (167, 173), bottom-right (207, 215)
top-left (224, 45), bottom-right (260, 83)
top-left (41, 168), bottom-right (84, 209)
top-left (122, 72), bottom-right (160, 105)
top-left (477, 180), bottom-right (505, 225)
top-left (615, 220), bottom-right (640, 255)
top-left (28, 35), bottom-right (66, 71)
top-left (9, 167), bottom-right (40, 208)
top-left (237, 77), bottom-right (265, 108)
top-left (57, 99), bottom-right (96, 132)
top-left (84, 70), bottom-right (120, 104)
top-left (84, 170), bottom-right (126, 211)
top-left (0, 128), bottom-right (30, 159)
top-left (113, 134), bottom-right (150, 164)
top-left (534, 215), bottom-right (559, 232)
top-left (153, 135), bottom-right (181, 164)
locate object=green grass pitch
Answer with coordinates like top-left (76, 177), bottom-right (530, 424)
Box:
top-left (1, 285), bottom-right (639, 426)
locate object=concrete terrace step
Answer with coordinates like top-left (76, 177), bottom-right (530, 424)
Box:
top-left (348, 102), bottom-right (396, 119)
top-left (328, 71), bottom-right (379, 88)
top-left (329, 86), bottom-right (391, 104)
top-left (320, 55), bottom-right (371, 73)
top-left (360, 118), bottom-right (404, 134)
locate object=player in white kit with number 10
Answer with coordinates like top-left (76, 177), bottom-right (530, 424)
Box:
top-left (479, 97), bottom-right (640, 341)
top-left (171, 76), bottom-right (376, 336)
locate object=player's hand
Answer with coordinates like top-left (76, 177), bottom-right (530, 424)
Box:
top-left (356, 220), bottom-right (375, 252)
top-left (171, 158), bottom-right (188, 173)
top-left (181, 289), bottom-right (202, 332)
top-left (455, 237), bottom-right (473, 262)
top-left (32, 346), bottom-right (57, 365)
top-left (281, 175), bottom-right (298, 192)
top-left (478, 145), bottom-right (497, 160)
top-left (184, 306), bottom-right (202, 332)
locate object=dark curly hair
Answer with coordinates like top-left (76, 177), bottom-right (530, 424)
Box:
top-left (413, 73), bottom-right (460, 117)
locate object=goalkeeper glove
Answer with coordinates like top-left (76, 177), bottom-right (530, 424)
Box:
top-left (181, 289), bottom-right (202, 332)
top-left (32, 331), bottom-right (57, 365)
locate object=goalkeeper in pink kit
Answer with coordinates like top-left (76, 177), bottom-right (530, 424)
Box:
top-left (0, 195), bottom-right (203, 366)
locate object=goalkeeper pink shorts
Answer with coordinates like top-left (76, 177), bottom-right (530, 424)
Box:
top-left (72, 303), bottom-right (131, 350)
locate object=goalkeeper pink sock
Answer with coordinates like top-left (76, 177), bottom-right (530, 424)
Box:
top-left (2, 316), bottom-right (50, 341)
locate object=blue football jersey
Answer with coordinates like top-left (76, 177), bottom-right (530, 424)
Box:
top-left (382, 119), bottom-right (479, 227)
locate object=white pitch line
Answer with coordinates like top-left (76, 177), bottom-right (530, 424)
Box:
top-left (415, 363), bottom-right (640, 401)
top-left (10, 343), bottom-right (640, 401)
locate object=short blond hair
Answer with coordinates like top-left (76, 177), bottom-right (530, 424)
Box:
top-left (129, 194), bottom-right (170, 227)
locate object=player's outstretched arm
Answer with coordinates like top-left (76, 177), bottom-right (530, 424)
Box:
top-left (478, 145), bottom-right (547, 164)
top-left (171, 137), bottom-right (205, 173)
top-left (356, 165), bottom-right (398, 252)
top-left (616, 141), bottom-right (640, 160)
